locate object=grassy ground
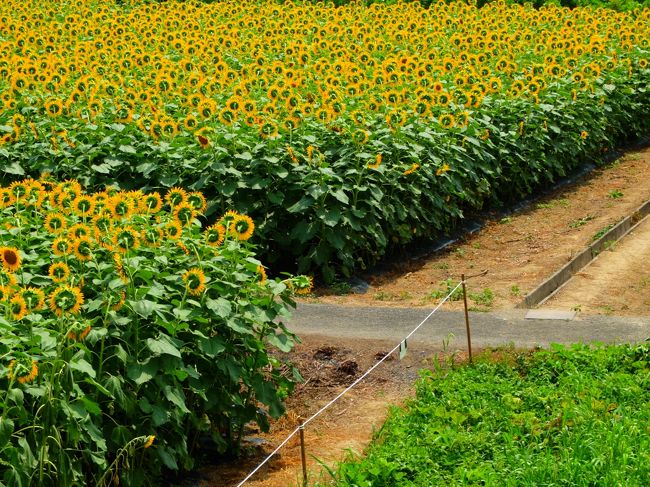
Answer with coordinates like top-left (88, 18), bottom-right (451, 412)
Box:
top-left (316, 343), bottom-right (650, 486)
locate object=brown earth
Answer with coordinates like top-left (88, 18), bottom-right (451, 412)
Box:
top-left (308, 147), bottom-right (650, 315)
top-left (201, 146), bottom-right (650, 487)
top-left (200, 335), bottom-right (451, 487)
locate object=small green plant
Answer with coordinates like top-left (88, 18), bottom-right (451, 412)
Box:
top-left (469, 288), bottom-right (495, 308)
top-left (330, 281), bottom-right (352, 295)
top-left (499, 216), bottom-right (513, 224)
top-left (455, 247), bottom-right (466, 258)
top-left (429, 278), bottom-right (463, 301)
top-left (434, 262), bottom-right (450, 270)
top-left (569, 215), bottom-right (595, 228)
top-left (608, 189), bottom-right (624, 199)
top-left (603, 239), bottom-right (617, 251)
top-left (510, 284), bottom-right (521, 297)
top-left (373, 291), bottom-right (393, 301)
top-left (536, 198), bottom-right (569, 209)
top-left (591, 223), bottom-right (615, 241)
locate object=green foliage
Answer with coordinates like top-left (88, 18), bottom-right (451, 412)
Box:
top-left (0, 179), bottom-right (307, 484)
top-left (323, 343), bottom-right (650, 486)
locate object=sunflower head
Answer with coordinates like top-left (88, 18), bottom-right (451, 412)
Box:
top-left (9, 295), bottom-right (28, 320)
top-left (7, 358), bottom-right (38, 384)
top-left (112, 226), bottom-right (140, 253)
top-left (72, 236), bottom-right (94, 261)
top-left (49, 285), bottom-right (84, 317)
top-left (49, 262), bottom-right (70, 283)
top-left (204, 223), bottom-right (226, 247)
top-left (1, 247), bottom-right (21, 272)
top-left (230, 215), bottom-right (255, 241)
top-left (182, 268), bottom-right (206, 296)
top-left (44, 213), bottom-right (67, 233)
top-left (52, 237), bottom-right (71, 257)
top-left (186, 192), bottom-right (207, 213)
top-left (21, 287), bottom-right (46, 311)
top-left (174, 202), bottom-right (196, 227)
top-left (165, 187), bottom-right (187, 207)
top-left (142, 192), bottom-right (163, 214)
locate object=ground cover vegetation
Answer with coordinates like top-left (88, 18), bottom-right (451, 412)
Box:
top-left (0, 177), bottom-right (310, 485)
top-left (323, 343), bottom-right (650, 486)
top-left (0, 1), bottom-right (649, 282)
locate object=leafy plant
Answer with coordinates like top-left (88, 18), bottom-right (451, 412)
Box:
top-left (429, 278), bottom-right (463, 301)
top-left (321, 344), bottom-right (650, 486)
top-left (0, 178), bottom-right (309, 484)
top-left (608, 189), bottom-right (624, 199)
top-left (591, 223), bottom-right (616, 241)
top-left (569, 215), bottom-right (596, 228)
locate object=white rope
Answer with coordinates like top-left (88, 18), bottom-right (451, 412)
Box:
top-left (236, 280), bottom-right (464, 486)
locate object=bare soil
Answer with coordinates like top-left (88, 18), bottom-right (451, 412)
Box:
top-left (309, 148), bottom-right (650, 315)
top-left (200, 335), bottom-right (447, 487)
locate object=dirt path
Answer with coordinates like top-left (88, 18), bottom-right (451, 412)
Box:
top-left (543, 216), bottom-right (650, 315)
top-left (308, 148), bottom-right (650, 314)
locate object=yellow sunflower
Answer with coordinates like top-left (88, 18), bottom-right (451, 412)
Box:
top-left (229, 214), bottom-right (255, 241)
top-left (173, 202), bottom-right (197, 227)
top-left (7, 359), bottom-right (39, 384)
top-left (112, 226), bottom-right (140, 253)
top-left (51, 237), bottom-right (71, 257)
top-left (49, 285), bottom-right (84, 317)
top-left (20, 287), bottom-right (46, 311)
top-left (49, 262), bottom-right (71, 283)
top-left (9, 295), bottom-right (28, 320)
top-left (43, 213), bottom-right (67, 233)
top-left (72, 236), bottom-right (94, 262)
top-left (164, 187), bottom-right (187, 207)
top-left (204, 223), bottom-right (226, 247)
top-left (1, 247), bottom-right (21, 272)
top-left (182, 268), bottom-right (206, 296)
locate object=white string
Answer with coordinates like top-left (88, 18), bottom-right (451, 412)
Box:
top-left (236, 280), bottom-right (464, 486)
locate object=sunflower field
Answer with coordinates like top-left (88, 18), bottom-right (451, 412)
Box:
top-left (0, 177), bottom-right (310, 484)
top-left (0, 0), bottom-right (649, 281)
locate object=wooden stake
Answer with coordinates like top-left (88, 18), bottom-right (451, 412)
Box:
top-left (299, 425), bottom-right (307, 486)
top-left (461, 274), bottom-right (473, 364)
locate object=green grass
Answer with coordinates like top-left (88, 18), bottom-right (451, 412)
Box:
top-left (319, 343), bottom-right (650, 486)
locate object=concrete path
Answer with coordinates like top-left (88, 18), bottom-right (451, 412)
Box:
top-left (286, 303), bottom-right (650, 349)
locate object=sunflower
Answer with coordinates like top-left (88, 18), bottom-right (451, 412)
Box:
top-left (49, 285), bottom-right (84, 317)
top-left (143, 435), bottom-right (155, 449)
top-left (7, 359), bottom-right (39, 384)
top-left (403, 163), bottom-right (420, 176)
top-left (0, 245), bottom-right (21, 272)
top-left (186, 192), bottom-right (207, 213)
top-left (107, 194), bottom-right (135, 220)
top-left (182, 268), bottom-right (206, 296)
top-left (204, 223), bottom-right (226, 247)
top-left (72, 236), bottom-right (94, 261)
top-left (256, 265), bottom-right (267, 285)
top-left (71, 195), bottom-right (95, 217)
top-left (112, 226), bottom-right (140, 252)
top-left (142, 192), bottom-right (163, 214)
top-left (142, 227), bottom-right (164, 247)
top-left (52, 237), bottom-right (71, 257)
top-left (49, 262), bottom-right (70, 283)
top-left (165, 187), bottom-right (187, 207)
top-left (165, 220), bottom-right (183, 240)
top-left (229, 214), bottom-right (255, 241)
top-left (174, 202), bottom-right (196, 227)
top-left (0, 269), bottom-right (18, 287)
top-left (0, 188), bottom-right (15, 209)
top-left (0, 285), bottom-right (15, 302)
top-left (68, 223), bottom-right (93, 240)
top-left (9, 295), bottom-right (28, 320)
top-left (20, 287), bottom-right (46, 311)
top-left (367, 154), bottom-right (382, 170)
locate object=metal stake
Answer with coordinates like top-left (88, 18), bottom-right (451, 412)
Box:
top-left (299, 425), bottom-right (307, 486)
top-left (461, 274), bottom-right (473, 364)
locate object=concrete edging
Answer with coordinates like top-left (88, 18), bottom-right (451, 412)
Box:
top-left (518, 199), bottom-right (650, 309)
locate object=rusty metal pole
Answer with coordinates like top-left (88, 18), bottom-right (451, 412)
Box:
top-left (299, 425), bottom-right (308, 486)
top-left (461, 274), bottom-right (473, 364)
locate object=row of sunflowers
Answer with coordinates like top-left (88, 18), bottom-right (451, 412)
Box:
top-left (0, 0), bottom-right (649, 279)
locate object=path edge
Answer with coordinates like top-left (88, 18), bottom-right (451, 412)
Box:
top-left (518, 198), bottom-right (650, 309)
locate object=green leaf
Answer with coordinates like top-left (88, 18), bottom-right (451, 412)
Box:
top-left (70, 356), bottom-right (96, 379)
top-left (266, 333), bottom-right (294, 353)
top-left (199, 336), bottom-right (226, 358)
top-left (0, 417), bottom-right (14, 448)
top-left (163, 385), bottom-right (189, 413)
top-left (234, 151), bottom-right (253, 160)
top-left (157, 448), bottom-right (179, 470)
top-left (118, 144), bottom-right (137, 154)
top-left (332, 189), bottom-right (349, 204)
top-left (286, 196), bottom-right (315, 213)
top-left (206, 297), bottom-right (231, 318)
top-left (130, 299), bottom-right (156, 319)
top-left (127, 362), bottom-right (158, 385)
top-left (2, 162), bottom-right (24, 175)
top-left (146, 335), bottom-right (181, 358)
